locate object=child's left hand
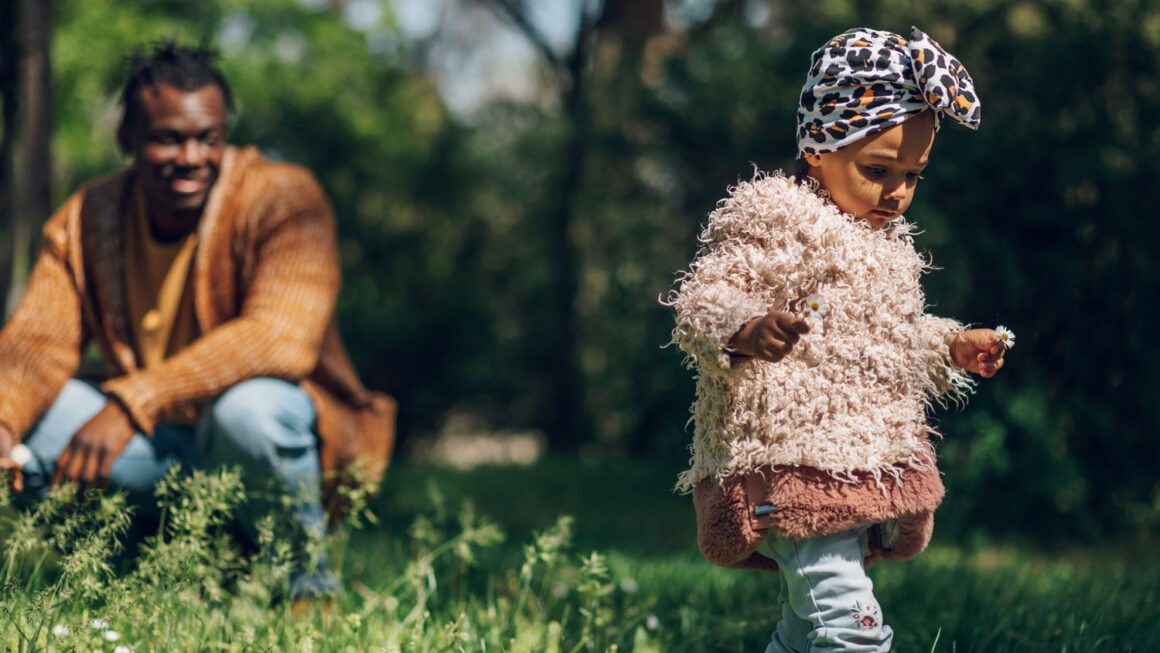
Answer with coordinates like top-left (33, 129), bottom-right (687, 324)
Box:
top-left (949, 329), bottom-right (1006, 378)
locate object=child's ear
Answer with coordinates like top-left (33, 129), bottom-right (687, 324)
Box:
top-left (803, 152), bottom-right (823, 168)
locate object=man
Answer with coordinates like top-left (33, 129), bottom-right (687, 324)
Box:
top-left (0, 42), bottom-right (395, 596)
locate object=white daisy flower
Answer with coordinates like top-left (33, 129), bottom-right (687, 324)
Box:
top-left (619, 577), bottom-right (638, 594)
top-left (114, 647), bottom-right (133, 653)
top-left (645, 613), bottom-right (660, 631)
top-left (90, 618), bottom-right (109, 629)
top-left (9, 443), bottom-right (32, 466)
top-left (52, 624), bottom-right (70, 637)
top-left (804, 293), bottom-right (829, 319)
top-left (994, 325), bottom-right (1015, 349)
top-left (104, 629), bottom-right (120, 642)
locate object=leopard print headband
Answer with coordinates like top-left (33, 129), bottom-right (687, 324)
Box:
top-left (796, 26), bottom-right (981, 157)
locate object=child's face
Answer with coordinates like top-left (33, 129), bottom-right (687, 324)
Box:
top-left (804, 111), bottom-right (937, 229)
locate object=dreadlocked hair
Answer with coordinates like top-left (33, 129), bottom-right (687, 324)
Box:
top-left (118, 38), bottom-right (233, 135)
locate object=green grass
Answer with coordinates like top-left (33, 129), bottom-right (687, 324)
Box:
top-left (1, 459), bottom-right (1157, 652)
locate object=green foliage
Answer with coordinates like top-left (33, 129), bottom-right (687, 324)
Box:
top-left (0, 466), bottom-right (659, 650)
top-left (38, 0), bottom-right (1160, 540)
top-left (0, 461), bottom-right (1157, 650)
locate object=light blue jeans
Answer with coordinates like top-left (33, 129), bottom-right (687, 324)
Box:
top-left (759, 527), bottom-right (894, 652)
top-left (18, 377), bottom-right (336, 597)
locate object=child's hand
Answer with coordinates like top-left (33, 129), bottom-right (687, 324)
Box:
top-left (949, 329), bottom-right (1006, 378)
top-left (729, 311), bottom-right (810, 362)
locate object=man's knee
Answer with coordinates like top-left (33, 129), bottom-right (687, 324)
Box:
top-left (202, 378), bottom-right (317, 466)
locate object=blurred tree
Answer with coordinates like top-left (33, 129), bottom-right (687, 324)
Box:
top-left (0, 0), bottom-right (16, 315)
top-left (1, 0), bottom-right (53, 317)
top-left (479, 0), bottom-right (599, 450)
top-left (479, 0), bottom-right (668, 449)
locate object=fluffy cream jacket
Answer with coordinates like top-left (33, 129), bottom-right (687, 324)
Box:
top-left (666, 172), bottom-right (974, 570)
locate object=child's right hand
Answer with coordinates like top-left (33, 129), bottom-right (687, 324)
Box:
top-left (949, 329), bottom-right (1006, 378)
top-left (729, 311), bottom-right (810, 362)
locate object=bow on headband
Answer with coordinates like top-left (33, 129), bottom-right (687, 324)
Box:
top-left (796, 26), bottom-right (981, 157)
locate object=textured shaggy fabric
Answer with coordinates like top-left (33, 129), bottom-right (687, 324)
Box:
top-left (665, 171), bottom-right (972, 569)
top-left (693, 465), bottom-right (943, 572)
top-left (667, 172), bottom-right (973, 492)
top-left (0, 146), bottom-right (395, 511)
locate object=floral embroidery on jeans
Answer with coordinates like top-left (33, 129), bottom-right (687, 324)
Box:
top-left (850, 601), bottom-right (880, 628)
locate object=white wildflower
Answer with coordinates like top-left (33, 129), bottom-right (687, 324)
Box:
top-left (804, 294), bottom-right (829, 319)
top-left (994, 325), bottom-right (1015, 349)
top-left (646, 613), bottom-right (660, 631)
top-left (104, 630), bottom-right (120, 642)
top-left (114, 647), bottom-right (133, 653)
top-left (9, 443), bottom-right (32, 466)
top-left (619, 577), bottom-right (638, 594)
top-left (90, 618), bottom-right (109, 629)
top-left (52, 624), bottom-right (70, 637)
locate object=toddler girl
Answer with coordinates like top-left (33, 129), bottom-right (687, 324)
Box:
top-left (666, 27), bottom-right (1006, 652)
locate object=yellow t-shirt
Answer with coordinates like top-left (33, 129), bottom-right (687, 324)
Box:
top-left (124, 187), bottom-right (201, 422)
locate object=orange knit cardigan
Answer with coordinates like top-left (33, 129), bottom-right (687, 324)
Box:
top-left (0, 146), bottom-right (395, 508)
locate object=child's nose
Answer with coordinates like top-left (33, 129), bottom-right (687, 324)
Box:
top-left (883, 179), bottom-right (908, 201)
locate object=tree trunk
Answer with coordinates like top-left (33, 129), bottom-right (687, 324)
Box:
top-left (597, 0), bottom-right (663, 53)
top-left (2, 0), bottom-right (52, 319)
top-left (483, 0), bottom-right (666, 449)
top-left (545, 9), bottom-right (591, 450)
top-left (0, 0), bottom-right (19, 317)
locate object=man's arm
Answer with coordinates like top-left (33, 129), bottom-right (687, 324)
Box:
top-left (0, 211), bottom-right (85, 439)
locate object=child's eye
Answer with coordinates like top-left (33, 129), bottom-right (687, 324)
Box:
top-left (864, 166), bottom-right (887, 177)
top-left (907, 172), bottom-right (925, 181)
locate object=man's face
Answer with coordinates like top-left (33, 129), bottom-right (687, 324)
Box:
top-left (121, 83), bottom-right (228, 234)
top-left (805, 111), bottom-right (937, 229)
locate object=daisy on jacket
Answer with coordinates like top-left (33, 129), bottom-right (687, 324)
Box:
top-left (804, 294), bottom-right (829, 319)
top-left (664, 26), bottom-right (1008, 653)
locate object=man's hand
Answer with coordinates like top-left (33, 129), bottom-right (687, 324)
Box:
top-left (729, 311), bottom-right (810, 363)
top-left (0, 424), bottom-right (23, 492)
top-left (51, 400), bottom-right (136, 487)
top-left (949, 329), bottom-right (1006, 378)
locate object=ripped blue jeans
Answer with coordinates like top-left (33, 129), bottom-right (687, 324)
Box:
top-left (759, 526), bottom-right (894, 652)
